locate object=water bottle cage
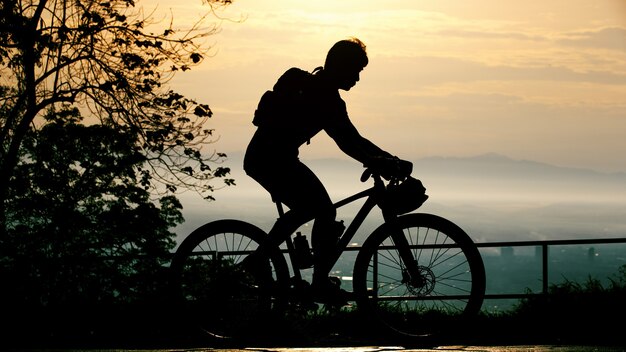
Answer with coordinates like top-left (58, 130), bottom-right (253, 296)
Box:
top-left (293, 232), bottom-right (314, 269)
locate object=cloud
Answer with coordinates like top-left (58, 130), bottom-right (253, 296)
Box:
top-left (558, 27), bottom-right (626, 51)
top-left (369, 56), bottom-right (626, 88)
top-left (433, 28), bottom-right (548, 42)
top-left (430, 26), bottom-right (626, 53)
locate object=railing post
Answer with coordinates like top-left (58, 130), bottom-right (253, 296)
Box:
top-left (542, 243), bottom-right (549, 295)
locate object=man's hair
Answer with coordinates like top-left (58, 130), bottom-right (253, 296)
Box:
top-left (324, 37), bottom-right (368, 71)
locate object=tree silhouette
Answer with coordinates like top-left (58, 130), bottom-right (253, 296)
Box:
top-left (0, 0), bottom-right (235, 234)
top-left (2, 107), bottom-right (182, 306)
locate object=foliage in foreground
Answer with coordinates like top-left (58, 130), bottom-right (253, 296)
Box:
top-left (1, 108), bottom-right (182, 307)
top-left (511, 264), bottom-right (626, 318)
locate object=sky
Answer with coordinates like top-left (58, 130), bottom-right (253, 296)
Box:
top-left (138, 0), bottom-right (626, 239)
top-left (143, 0), bottom-right (626, 173)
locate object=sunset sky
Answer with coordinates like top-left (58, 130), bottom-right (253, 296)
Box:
top-left (145, 0), bottom-right (626, 174)
top-left (136, 0), bottom-right (626, 237)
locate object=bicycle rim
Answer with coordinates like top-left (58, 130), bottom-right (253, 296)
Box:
top-left (353, 213), bottom-right (485, 337)
top-left (169, 219), bottom-right (289, 340)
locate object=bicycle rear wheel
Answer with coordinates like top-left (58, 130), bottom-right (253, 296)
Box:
top-left (353, 213), bottom-right (485, 337)
top-left (169, 219), bottom-right (289, 340)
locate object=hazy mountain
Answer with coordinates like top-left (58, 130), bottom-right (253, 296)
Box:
top-left (303, 152), bottom-right (626, 203)
top-left (413, 153), bottom-right (626, 200)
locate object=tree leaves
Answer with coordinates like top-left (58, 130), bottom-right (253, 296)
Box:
top-left (2, 108), bottom-right (181, 305)
top-left (190, 52), bottom-right (202, 63)
top-left (193, 104), bottom-right (212, 117)
top-left (0, 0), bottom-right (234, 224)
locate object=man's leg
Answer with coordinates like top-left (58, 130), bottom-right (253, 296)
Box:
top-left (244, 160), bottom-right (328, 262)
top-left (310, 217), bottom-right (344, 286)
top-left (246, 160), bottom-right (347, 303)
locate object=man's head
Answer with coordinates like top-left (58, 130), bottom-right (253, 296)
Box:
top-left (324, 37), bottom-right (368, 91)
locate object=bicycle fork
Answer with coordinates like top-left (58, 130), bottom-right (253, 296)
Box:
top-left (384, 212), bottom-right (427, 292)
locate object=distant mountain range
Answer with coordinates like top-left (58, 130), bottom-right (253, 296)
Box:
top-left (415, 153), bottom-right (626, 183)
top-left (297, 152), bottom-right (626, 204)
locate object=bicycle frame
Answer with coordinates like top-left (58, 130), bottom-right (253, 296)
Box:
top-left (275, 173), bottom-right (420, 283)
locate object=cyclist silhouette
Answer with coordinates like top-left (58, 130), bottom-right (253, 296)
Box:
top-left (243, 37), bottom-right (412, 305)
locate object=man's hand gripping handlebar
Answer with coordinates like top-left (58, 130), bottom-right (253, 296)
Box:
top-left (361, 156), bottom-right (413, 183)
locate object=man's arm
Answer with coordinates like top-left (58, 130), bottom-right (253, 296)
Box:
top-left (323, 95), bottom-right (412, 178)
top-left (327, 116), bottom-right (391, 164)
top-left (331, 123), bottom-right (412, 179)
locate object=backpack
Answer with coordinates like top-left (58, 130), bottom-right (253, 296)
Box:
top-left (252, 67), bottom-right (313, 127)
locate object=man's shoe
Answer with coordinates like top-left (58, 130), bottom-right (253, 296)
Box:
top-left (310, 277), bottom-right (353, 307)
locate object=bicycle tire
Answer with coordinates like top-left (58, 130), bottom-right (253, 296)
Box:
top-left (169, 219), bottom-right (290, 340)
top-left (353, 213), bottom-right (486, 337)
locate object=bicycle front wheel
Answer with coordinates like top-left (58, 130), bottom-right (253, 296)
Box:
top-left (169, 219), bottom-right (289, 340)
top-left (353, 213), bottom-right (485, 337)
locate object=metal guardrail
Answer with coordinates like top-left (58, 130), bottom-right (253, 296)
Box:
top-left (335, 237), bottom-right (626, 302)
top-left (475, 237), bottom-right (626, 300)
top-left (173, 236), bottom-right (626, 304)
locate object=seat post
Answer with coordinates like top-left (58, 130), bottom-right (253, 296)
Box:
top-left (274, 199), bottom-right (285, 217)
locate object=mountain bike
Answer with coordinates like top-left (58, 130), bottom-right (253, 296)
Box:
top-left (169, 167), bottom-right (486, 341)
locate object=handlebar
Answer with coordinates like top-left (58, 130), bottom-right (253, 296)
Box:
top-left (361, 157), bottom-right (413, 184)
